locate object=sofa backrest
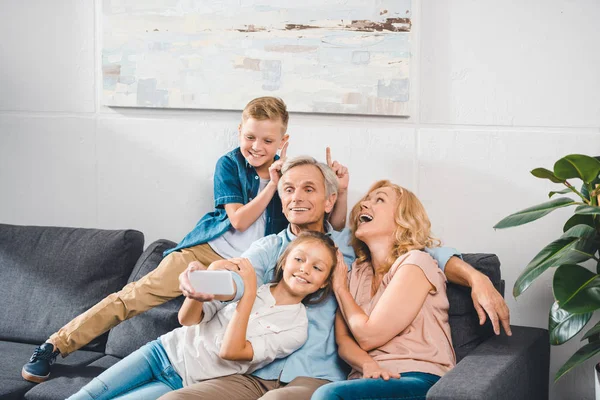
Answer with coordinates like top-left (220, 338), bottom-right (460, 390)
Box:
top-left (0, 224), bottom-right (143, 351)
top-left (105, 238), bottom-right (183, 358)
top-left (448, 253), bottom-right (503, 362)
top-left (103, 245), bottom-right (504, 365)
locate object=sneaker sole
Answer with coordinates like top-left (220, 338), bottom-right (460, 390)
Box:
top-left (21, 368), bottom-right (50, 383)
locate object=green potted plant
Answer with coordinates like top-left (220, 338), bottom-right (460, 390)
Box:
top-left (494, 154), bottom-right (600, 381)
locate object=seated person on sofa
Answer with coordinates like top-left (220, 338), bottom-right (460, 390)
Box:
top-left (313, 181), bottom-right (456, 400)
top-left (68, 232), bottom-right (338, 400)
top-left (159, 156), bottom-right (511, 400)
top-left (21, 97), bottom-right (350, 384)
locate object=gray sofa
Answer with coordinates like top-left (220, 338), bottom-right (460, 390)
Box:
top-left (0, 223), bottom-right (549, 400)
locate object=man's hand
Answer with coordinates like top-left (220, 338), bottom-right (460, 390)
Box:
top-left (326, 147), bottom-right (349, 193)
top-left (362, 361), bottom-right (400, 380)
top-left (268, 141), bottom-right (289, 185)
top-left (471, 274), bottom-right (512, 336)
top-left (179, 261), bottom-right (215, 302)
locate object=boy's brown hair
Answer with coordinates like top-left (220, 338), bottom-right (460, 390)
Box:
top-left (242, 97), bottom-right (289, 134)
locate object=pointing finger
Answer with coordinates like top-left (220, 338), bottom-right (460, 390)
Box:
top-left (280, 141), bottom-right (289, 159)
top-left (326, 147), bottom-right (332, 166)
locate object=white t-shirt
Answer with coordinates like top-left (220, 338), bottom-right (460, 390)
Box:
top-left (160, 284), bottom-right (308, 386)
top-left (208, 177), bottom-right (270, 258)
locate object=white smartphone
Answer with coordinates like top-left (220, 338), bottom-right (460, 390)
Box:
top-left (188, 270), bottom-right (235, 296)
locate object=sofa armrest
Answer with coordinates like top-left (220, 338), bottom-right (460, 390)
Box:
top-left (427, 325), bottom-right (549, 400)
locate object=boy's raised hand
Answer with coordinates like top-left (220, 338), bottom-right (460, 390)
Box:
top-left (268, 141), bottom-right (289, 185)
top-left (326, 147), bottom-right (349, 193)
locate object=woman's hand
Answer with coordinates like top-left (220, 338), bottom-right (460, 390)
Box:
top-left (229, 258), bottom-right (257, 297)
top-left (179, 261), bottom-right (215, 302)
top-left (362, 361), bottom-right (400, 380)
top-left (332, 249), bottom-right (349, 293)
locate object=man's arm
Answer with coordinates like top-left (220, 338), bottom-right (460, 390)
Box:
top-left (444, 256), bottom-right (511, 336)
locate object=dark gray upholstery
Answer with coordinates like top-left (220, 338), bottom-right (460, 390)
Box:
top-left (23, 356), bottom-right (121, 400)
top-left (447, 254), bottom-right (502, 361)
top-left (427, 326), bottom-right (550, 400)
top-left (0, 224), bottom-right (549, 399)
top-left (105, 238), bottom-right (183, 358)
top-left (0, 224), bottom-right (143, 351)
top-left (0, 341), bottom-right (104, 400)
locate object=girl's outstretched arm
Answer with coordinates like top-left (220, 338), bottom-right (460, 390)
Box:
top-left (219, 258), bottom-right (257, 361)
top-left (178, 297), bottom-right (205, 326)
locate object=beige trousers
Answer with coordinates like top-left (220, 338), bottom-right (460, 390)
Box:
top-left (158, 375), bottom-right (331, 400)
top-left (49, 243), bottom-right (223, 356)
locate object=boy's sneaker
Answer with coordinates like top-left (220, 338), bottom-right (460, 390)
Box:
top-left (21, 343), bottom-right (59, 383)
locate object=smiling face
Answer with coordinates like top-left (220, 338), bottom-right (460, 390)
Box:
top-left (280, 240), bottom-right (335, 300)
top-left (353, 186), bottom-right (399, 242)
top-left (238, 117), bottom-right (288, 174)
top-left (279, 164), bottom-right (336, 234)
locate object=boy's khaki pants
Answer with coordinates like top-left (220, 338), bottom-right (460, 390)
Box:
top-left (49, 243), bottom-right (223, 357)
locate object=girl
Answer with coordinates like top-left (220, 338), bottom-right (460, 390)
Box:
top-left (312, 181), bottom-right (456, 400)
top-left (68, 231), bottom-right (337, 400)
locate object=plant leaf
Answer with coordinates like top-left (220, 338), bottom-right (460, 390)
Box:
top-left (582, 321), bottom-right (600, 342)
top-left (513, 229), bottom-right (597, 297)
top-left (549, 188), bottom-right (573, 198)
top-left (564, 214), bottom-right (595, 232)
top-left (494, 197), bottom-right (576, 229)
top-left (554, 154), bottom-right (600, 184)
top-left (560, 224), bottom-right (598, 239)
top-left (555, 339), bottom-right (600, 381)
top-left (554, 264), bottom-right (600, 313)
top-left (531, 168), bottom-right (564, 183)
top-left (549, 301), bottom-right (592, 345)
top-left (575, 205), bottom-right (600, 215)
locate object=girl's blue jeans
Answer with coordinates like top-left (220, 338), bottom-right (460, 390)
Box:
top-left (68, 340), bottom-right (183, 400)
top-left (311, 372), bottom-right (441, 400)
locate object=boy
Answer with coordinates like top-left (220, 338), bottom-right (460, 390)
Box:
top-left (22, 97), bottom-right (347, 383)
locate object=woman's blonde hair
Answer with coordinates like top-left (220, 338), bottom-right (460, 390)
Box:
top-left (271, 231), bottom-right (337, 305)
top-left (350, 180), bottom-right (441, 270)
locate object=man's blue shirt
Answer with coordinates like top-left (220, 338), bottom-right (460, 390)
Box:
top-left (238, 224), bottom-right (460, 383)
top-left (164, 147), bottom-right (287, 256)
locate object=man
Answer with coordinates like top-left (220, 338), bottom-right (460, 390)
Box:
top-left (166, 155), bottom-right (511, 400)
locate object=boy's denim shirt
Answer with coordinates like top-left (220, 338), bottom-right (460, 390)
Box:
top-left (164, 147), bottom-right (287, 256)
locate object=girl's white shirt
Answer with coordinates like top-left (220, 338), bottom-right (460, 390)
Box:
top-left (160, 284), bottom-right (308, 386)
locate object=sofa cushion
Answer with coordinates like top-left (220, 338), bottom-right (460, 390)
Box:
top-left (24, 355), bottom-right (122, 400)
top-left (0, 340), bottom-right (104, 400)
top-left (448, 253), bottom-right (502, 361)
top-left (0, 224), bottom-right (144, 351)
top-left (105, 239), bottom-right (185, 358)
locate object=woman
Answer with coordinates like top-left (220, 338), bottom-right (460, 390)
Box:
top-left (312, 180), bottom-right (456, 400)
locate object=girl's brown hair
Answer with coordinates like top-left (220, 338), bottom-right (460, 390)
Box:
top-left (272, 231), bottom-right (338, 305)
top-left (350, 180), bottom-right (441, 271)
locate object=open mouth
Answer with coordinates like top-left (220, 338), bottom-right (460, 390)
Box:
top-left (359, 213), bottom-right (373, 223)
top-left (290, 207), bottom-right (310, 212)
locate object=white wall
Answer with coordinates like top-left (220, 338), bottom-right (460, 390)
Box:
top-left (1, 1), bottom-right (599, 398)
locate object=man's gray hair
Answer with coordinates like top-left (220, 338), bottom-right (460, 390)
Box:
top-left (278, 156), bottom-right (339, 197)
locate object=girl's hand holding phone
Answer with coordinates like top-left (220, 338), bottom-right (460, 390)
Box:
top-left (228, 258), bottom-right (257, 297)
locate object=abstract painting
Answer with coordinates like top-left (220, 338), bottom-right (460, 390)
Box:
top-left (102, 0), bottom-right (412, 116)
